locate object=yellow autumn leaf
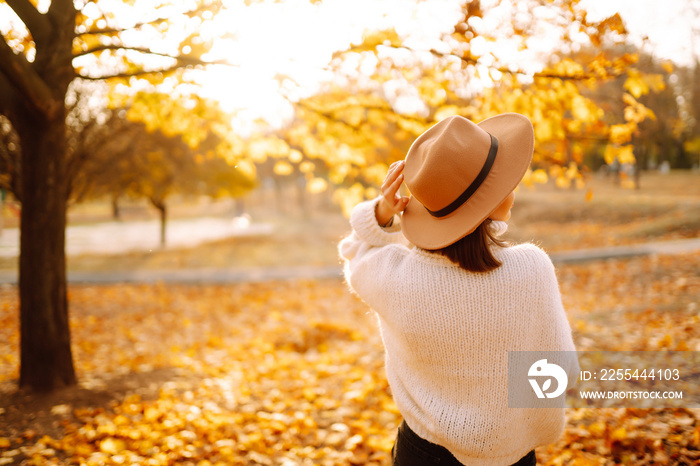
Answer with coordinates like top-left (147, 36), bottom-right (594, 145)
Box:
top-left (588, 421), bottom-right (607, 436)
top-left (610, 427), bottom-right (627, 441)
top-left (555, 175), bottom-right (571, 189)
top-left (99, 438), bottom-right (125, 455)
top-left (565, 163), bottom-right (579, 180)
top-left (288, 149), bottom-right (303, 163)
top-left (624, 69), bottom-right (649, 98)
top-left (535, 120), bottom-right (553, 142)
top-left (609, 124), bottom-right (634, 144)
top-left (333, 183), bottom-right (366, 217)
top-left (549, 165), bottom-right (563, 179)
top-left (571, 95), bottom-right (596, 123)
top-left (350, 28), bottom-right (403, 53)
top-left (434, 105), bottom-right (461, 121)
top-left (532, 169), bottom-right (548, 184)
top-left (621, 93), bottom-right (637, 107)
top-left (657, 333), bottom-right (673, 349)
top-left (616, 145), bottom-right (635, 164)
top-left (364, 186), bottom-right (379, 199)
top-left (553, 59), bottom-right (584, 77)
top-left (273, 160), bottom-right (294, 176)
top-left (675, 340), bottom-right (689, 351)
top-left (603, 145), bottom-right (616, 165)
top-left (307, 178), bottom-right (328, 194)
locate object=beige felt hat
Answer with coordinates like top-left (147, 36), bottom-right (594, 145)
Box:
top-left (401, 113), bottom-right (534, 250)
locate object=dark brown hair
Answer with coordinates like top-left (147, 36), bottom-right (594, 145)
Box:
top-left (429, 219), bottom-right (507, 273)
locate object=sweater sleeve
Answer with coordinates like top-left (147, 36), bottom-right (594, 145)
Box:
top-left (338, 198), bottom-right (409, 307)
top-left (338, 198), bottom-right (406, 262)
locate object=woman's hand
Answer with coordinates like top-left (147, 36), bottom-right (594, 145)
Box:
top-left (376, 160), bottom-right (410, 227)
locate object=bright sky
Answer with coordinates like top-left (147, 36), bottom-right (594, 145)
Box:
top-left (1, 0), bottom-right (698, 132)
top-left (581, 0), bottom-right (699, 67)
top-left (197, 0), bottom-right (463, 134)
top-left (198, 0), bottom-right (700, 132)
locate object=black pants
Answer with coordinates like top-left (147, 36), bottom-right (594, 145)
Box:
top-left (392, 421), bottom-right (537, 466)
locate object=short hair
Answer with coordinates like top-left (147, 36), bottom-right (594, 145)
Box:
top-left (428, 219), bottom-right (506, 273)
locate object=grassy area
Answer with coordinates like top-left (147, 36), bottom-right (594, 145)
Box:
top-left (508, 170), bottom-right (700, 252)
top-left (63, 213), bottom-right (350, 273)
top-left (1, 170), bottom-right (698, 273)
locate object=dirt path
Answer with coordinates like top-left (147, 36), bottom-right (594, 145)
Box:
top-left (0, 216), bottom-right (273, 258)
top-left (1, 237), bottom-right (699, 285)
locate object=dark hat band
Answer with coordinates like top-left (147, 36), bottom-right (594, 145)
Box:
top-left (425, 133), bottom-right (499, 218)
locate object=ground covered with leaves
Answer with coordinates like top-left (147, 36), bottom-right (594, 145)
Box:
top-left (1, 249), bottom-right (699, 465)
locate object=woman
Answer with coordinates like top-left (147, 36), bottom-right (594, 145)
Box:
top-left (339, 114), bottom-right (579, 466)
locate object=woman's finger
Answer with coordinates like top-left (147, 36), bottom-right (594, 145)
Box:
top-left (384, 173), bottom-right (404, 206)
top-left (381, 173), bottom-right (399, 199)
top-left (384, 163), bottom-right (400, 184)
top-left (382, 161), bottom-right (404, 193)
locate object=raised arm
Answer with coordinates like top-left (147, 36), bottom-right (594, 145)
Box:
top-left (375, 160), bottom-right (410, 227)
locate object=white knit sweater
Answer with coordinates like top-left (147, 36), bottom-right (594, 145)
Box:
top-left (339, 199), bottom-right (579, 466)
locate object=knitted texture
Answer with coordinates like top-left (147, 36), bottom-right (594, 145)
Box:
top-left (339, 199), bottom-right (579, 466)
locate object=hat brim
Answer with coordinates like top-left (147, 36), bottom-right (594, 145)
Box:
top-left (401, 113), bottom-right (534, 250)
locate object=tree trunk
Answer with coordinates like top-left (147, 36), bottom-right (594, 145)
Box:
top-left (17, 108), bottom-right (76, 392)
top-left (296, 175), bottom-right (308, 217)
top-left (153, 200), bottom-right (167, 247)
top-left (676, 138), bottom-right (691, 169)
top-left (112, 195), bottom-right (121, 220)
top-left (3, 1), bottom-right (80, 392)
top-left (273, 177), bottom-right (284, 214)
top-left (235, 198), bottom-right (246, 217)
top-left (633, 139), bottom-right (644, 190)
top-left (160, 204), bottom-right (167, 247)
top-left (0, 190), bottom-right (4, 235)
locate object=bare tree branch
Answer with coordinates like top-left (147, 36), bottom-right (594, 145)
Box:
top-left (455, 51), bottom-right (624, 81)
top-left (0, 37), bottom-right (61, 120)
top-left (338, 43), bottom-right (625, 82)
top-left (75, 55), bottom-right (235, 81)
top-left (293, 100), bottom-right (364, 133)
top-left (422, 47), bottom-right (616, 81)
top-left (75, 2), bottom-right (219, 37)
top-left (292, 97), bottom-right (433, 133)
top-left (76, 15), bottom-right (173, 37)
top-left (76, 66), bottom-right (188, 81)
top-left (5, 0), bottom-right (51, 44)
top-left (73, 44), bottom-right (174, 59)
top-left (72, 44), bottom-right (228, 67)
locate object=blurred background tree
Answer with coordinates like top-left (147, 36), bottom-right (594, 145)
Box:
top-left (0, 0), bottom-right (243, 392)
top-left (246, 0), bottom-right (676, 214)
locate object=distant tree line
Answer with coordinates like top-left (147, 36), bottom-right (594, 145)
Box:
top-left (0, 98), bottom-right (255, 246)
top-left (577, 49), bottom-right (700, 173)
